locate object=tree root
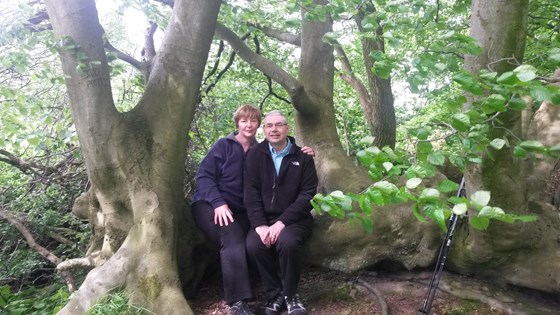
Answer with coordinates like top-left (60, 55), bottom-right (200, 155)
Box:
top-left (356, 277), bottom-right (389, 315)
top-left (57, 251), bottom-right (106, 271)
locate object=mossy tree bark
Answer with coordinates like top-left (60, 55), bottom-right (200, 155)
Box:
top-left (44, 0), bottom-right (221, 313)
top-left (450, 0), bottom-right (560, 294)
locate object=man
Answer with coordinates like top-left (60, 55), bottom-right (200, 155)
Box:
top-left (244, 110), bottom-right (318, 315)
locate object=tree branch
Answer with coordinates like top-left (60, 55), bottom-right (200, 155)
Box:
top-left (0, 208), bottom-right (76, 292)
top-left (104, 40), bottom-right (142, 71)
top-left (203, 32), bottom-right (250, 98)
top-left (248, 22), bottom-right (301, 46)
top-left (215, 23), bottom-right (309, 103)
top-left (140, 22), bottom-right (159, 79)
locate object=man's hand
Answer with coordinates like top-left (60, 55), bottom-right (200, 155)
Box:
top-left (255, 225), bottom-right (271, 247)
top-left (268, 221), bottom-right (285, 245)
top-left (301, 146), bottom-right (315, 157)
top-left (214, 204), bottom-right (234, 226)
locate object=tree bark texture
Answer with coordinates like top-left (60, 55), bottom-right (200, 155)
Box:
top-left (354, 3), bottom-right (396, 149)
top-left (44, 0), bottom-right (221, 313)
top-left (451, 0), bottom-right (560, 294)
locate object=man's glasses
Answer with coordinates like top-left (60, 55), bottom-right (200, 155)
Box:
top-left (263, 123), bottom-right (287, 129)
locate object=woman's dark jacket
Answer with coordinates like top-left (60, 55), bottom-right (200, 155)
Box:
top-left (192, 132), bottom-right (257, 212)
top-left (243, 137), bottom-right (318, 228)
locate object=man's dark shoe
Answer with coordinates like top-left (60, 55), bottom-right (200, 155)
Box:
top-left (263, 293), bottom-right (285, 315)
top-left (229, 300), bottom-right (254, 315)
top-left (285, 294), bottom-right (306, 315)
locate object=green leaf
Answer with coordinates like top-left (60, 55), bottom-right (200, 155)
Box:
top-left (427, 151), bottom-right (445, 166)
top-left (338, 196), bottom-right (353, 211)
top-left (484, 94), bottom-right (507, 112)
top-left (382, 162), bottom-right (394, 172)
top-left (417, 141), bottom-right (433, 154)
top-left (437, 179), bottom-right (460, 193)
top-left (513, 145), bottom-right (528, 158)
top-left (478, 206), bottom-right (505, 218)
top-left (489, 138), bottom-right (506, 150)
top-left (424, 205), bottom-right (447, 231)
top-left (411, 204), bottom-right (426, 222)
top-left (419, 188), bottom-right (440, 201)
top-left (320, 203), bottom-right (332, 213)
top-left (496, 71), bottom-right (519, 85)
top-left (368, 189), bottom-right (385, 206)
top-left (530, 86), bottom-right (551, 102)
top-left (330, 190), bottom-right (345, 199)
top-left (368, 166), bottom-right (383, 181)
top-left (519, 140), bottom-right (546, 152)
top-left (366, 146), bottom-right (382, 156)
top-left (470, 190), bottom-right (491, 209)
top-left (359, 136), bottom-right (375, 146)
top-left (373, 181), bottom-right (399, 194)
top-left (470, 216), bottom-right (490, 230)
top-left (551, 93), bottom-right (560, 105)
top-left (479, 71), bottom-right (497, 80)
top-left (358, 216), bottom-right (374, 233)
top-left (452, 203), bottom-right (468, 215)
top-left (406, 177), bottom-right (422, 189)
top-left (434, 63), bottom-right (446, 71)
top-left (508, 98), bottom-right (527, 110)
top-left (513, 65), bottom-right (537, 82)
top-left (359, 194), bottom-right (373, 215)
top-left (451, 113), bottom-right (470, 131)
top-left (356, 150), bottom-right (374, 166)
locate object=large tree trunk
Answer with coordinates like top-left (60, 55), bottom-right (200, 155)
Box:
top-left (353, 2), bottom-right (396, 148)
top-left (215, 0), bottom-right (438, 273)
top-left (449, 0), bottom-right (560, 294)
top-left (45, 0), bottom-right (221, 313)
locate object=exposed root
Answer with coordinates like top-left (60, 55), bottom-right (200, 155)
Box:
top-left (57, 251), bottom-right (106, 271)
top-left (356, 277), bottom-right (388, 315)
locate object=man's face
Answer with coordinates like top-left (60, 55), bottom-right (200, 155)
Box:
top-left (263, 114), bottom-right (289, 147)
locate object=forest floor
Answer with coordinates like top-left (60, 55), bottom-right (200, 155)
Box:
top-left (189, 265), bottom-right (560, 315)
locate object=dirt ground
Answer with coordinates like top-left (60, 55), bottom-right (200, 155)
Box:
top-left (189, 265), bottom-right (560, 315)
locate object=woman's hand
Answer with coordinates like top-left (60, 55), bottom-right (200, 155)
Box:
top-left (214, 204), bottom-right (234, 226)
top-left (301, 146), bottom-right (315, 157)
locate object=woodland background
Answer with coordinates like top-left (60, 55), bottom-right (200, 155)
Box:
top-left (0, 0), bottom-right (559, 314)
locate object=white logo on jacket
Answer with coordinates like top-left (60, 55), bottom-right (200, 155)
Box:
top-left (292, 161), bottom-right (300, 166)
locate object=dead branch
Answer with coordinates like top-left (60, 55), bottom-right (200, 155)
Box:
top-left (0, 207), bottom-right (76, 292)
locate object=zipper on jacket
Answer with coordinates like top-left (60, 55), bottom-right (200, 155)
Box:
top-left (271, 170), bottom-right (277, 209)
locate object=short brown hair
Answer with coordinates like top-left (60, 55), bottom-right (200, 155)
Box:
top-left (233, 104), bottom-right (262, 126)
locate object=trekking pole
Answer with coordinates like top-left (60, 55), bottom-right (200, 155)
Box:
top-left (418, 176), bottom-right (466, 315)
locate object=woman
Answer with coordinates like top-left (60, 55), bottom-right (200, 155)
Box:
top-left (191, 104), bottom-right (261, 315)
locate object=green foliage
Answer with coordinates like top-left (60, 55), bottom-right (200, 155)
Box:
top-left (87, 290), bottom-right (155, 315)
top-left (312, 137), bottom-right (538, 233)
top-left (0, 284), bottom-right (69, 315)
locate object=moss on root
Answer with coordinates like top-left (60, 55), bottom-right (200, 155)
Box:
top-left (138, 275), bottom-right (163, 302)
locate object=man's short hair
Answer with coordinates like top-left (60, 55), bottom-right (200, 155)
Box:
top-left (263, 110), bottom-right (287, 123)
top-left (233, 104), bottom-right (262, 125)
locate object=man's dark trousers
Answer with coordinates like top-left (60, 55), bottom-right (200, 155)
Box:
top-left (246, 218), bottom-right (312, 299)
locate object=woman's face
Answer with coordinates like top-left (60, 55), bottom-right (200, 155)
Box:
top-left (237, 116), bottom-right (259, 138)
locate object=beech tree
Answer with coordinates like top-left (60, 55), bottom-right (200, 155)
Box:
top-left (449, 0), bottom-right (560, 293)
top-left (43, 0), bottom-right (221, 313)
